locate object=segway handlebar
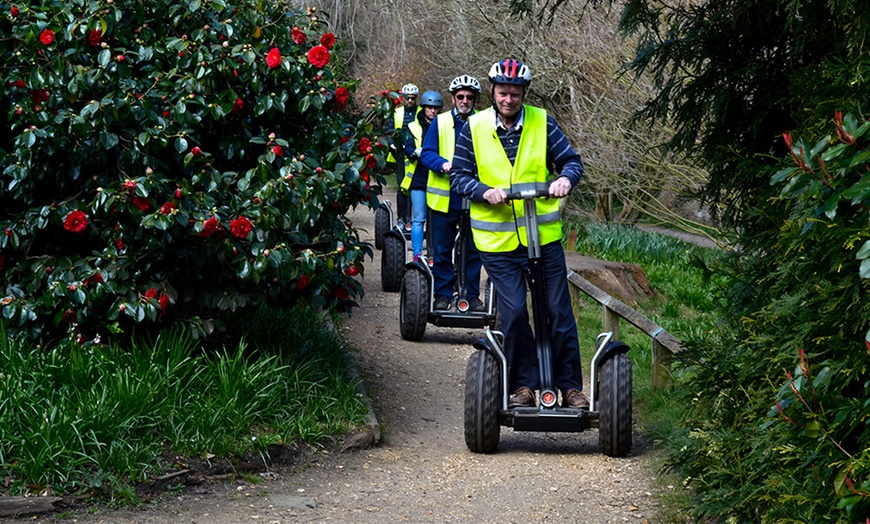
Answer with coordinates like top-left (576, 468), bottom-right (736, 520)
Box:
top-left (504, 188), bottom-right (550, 201)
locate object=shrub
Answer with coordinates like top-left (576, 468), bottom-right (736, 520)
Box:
top-left (0, 1), bottom-right (395, 343)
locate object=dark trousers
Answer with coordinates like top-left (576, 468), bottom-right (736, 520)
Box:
top-left (429, 207), bottom-right (482, 300)
top-left (392, 158), bottom-right (411, 222)
top-left (480, 241), bottom-right (583, 393)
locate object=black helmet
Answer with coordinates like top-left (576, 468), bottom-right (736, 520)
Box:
top-left (419, 91), bottom-right (444, 108)
top-left (487, 59), bottom-right (532, 87)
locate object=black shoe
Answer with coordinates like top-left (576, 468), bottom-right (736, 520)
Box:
top-left (468, 297), bottom-right (485, 312)
top-left (433, 296), bottom-right (451, 310)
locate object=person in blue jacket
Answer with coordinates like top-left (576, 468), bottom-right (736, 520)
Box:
top-left (401, 91), bottom-right (444, 260)
top-left (419, 75), bottom-right (485, 311)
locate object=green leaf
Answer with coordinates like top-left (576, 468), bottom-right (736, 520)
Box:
top-left (98, 49), bottom-right (111, 68)
top-left (860, 259), bottom-right (870, 278)
top-left (239, 260), bottom-right (251, 279)
top-left (175, 137), bottom-right (188, 153)
top-left (856, 240), bottom-right (870, 260)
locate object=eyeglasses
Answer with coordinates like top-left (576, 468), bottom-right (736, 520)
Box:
top-left (405, 96), bottom-right (417, 101)
top-left (454, 94), bottom-right (475, 101)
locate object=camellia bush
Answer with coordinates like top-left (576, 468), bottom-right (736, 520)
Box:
top-left (0, 0), bottom-right (397, 343)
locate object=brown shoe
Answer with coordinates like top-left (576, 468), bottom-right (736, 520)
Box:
top-left (562, 389), bottom-right (589, 409)
top-left (508, 386), bottom-right (536, 408)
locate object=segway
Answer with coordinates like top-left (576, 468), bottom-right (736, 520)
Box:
top-left (463, 189), bottom-right (633, 457)
top-left (399, 200), bottom-right (498, 341)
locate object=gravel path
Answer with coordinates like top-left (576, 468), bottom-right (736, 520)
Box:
top-left (12, 206), bottom-right (663, 524)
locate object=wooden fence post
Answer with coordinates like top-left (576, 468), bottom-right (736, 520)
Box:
top-left (651, 332), bottom-right (671, 389)
top-left (602, 300), bottom-right (620, 340)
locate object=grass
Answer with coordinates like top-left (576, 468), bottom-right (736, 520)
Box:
top-left (565, 217), bottom-right (725, 519)
top-left (0, 303), bottom-right (368, 502)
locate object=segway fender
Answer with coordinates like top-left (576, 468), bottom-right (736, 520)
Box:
top-left (384, 228), bottom-right (404, 242)
top-left (596, 340), bottom-right (631, 368)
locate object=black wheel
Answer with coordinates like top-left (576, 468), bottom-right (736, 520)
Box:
top-left (399, 268), bottom-right (428, 341)
top-left (464, 350), bottom-right (501, 453)
top-left (598, 352), bottom-right (632, 457)
top-left (381, 234), bottom-right (405, 292)
top-left (374, 206), bottom-right (389, 250)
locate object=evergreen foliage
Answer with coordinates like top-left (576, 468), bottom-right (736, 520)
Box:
top-left (515, 0), bottom-right (870, 520)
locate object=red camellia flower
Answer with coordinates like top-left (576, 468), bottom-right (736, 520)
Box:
top-left (83, 273), bottom-right (104, 287)
top-left (9, 80), bottom-right (25, 88)
top-left (291, 26), bottom-right (306, 44)
top-left (265, 47), bottom-right (281, 68)
top-left (296, 274), bottom-right (310, 290)
top-left (11, 6), bottom-right (19, 16)
top-left (30, 89), bottom-right (49, 104)
top-left (358, 137), bottom-right (372, 154)
top-left (40, 29), bottom-right (54, 45)
top-left (199, 216), bottom-right (218, 237)
top-left (62, 309), bottom-right (77, 324)
top-left (334, 86), bottom-right (349, 110)
top-left (335, 287), bottom-right (349, 300)
top-left (345, 266), bottom-right (359, 276)
top-left (132, 197), bottom-right (150, 210)
top-left (191, 146), bottom-right (201, 155)
top-left (361, 170), bottom-right (370, 183)
top-left (229, 216), bottom-right (252, 238)
top-left (145, 288), bottom-right (158, 299)
top-left (159, 202), bottom-right (177, 215)
top-left (307, 45), bottom-right (330, 68)
top-left (232, 97), bottom-right (244, 113)
top-left (63, 210), bottom-right (88, 233)
top-left (272, 145), bottom-right (284, 157)
top-left (320, 33), bottom-right (336, 49)
top-left (159, 293), bottom-right (169, 312)
top-left (366, 154), bottom-right (377, 169)
top-left (88, 29), bottom-right (101, 46)
top-left (114, 237), bottom-right (125, 251)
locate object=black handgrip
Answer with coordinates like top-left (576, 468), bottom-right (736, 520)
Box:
top-left (504, 188), bottom-right (550, 201)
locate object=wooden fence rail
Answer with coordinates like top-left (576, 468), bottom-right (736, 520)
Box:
top-left (566, 271), bottom-right (683, 389)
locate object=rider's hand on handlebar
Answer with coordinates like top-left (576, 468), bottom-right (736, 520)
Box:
top-left (549, 176), bottom-right (572, 198)
top-left (483, 187), bottom-right (508, 205)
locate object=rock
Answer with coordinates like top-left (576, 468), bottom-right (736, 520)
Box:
top-left (564, 251), bottom-right (657, 305)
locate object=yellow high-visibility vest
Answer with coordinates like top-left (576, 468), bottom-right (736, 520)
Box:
top-left (400, 120), bottom-right (424, 192)
top-left (426, 112), bottom-right (458, 212)
top-left (387, 106), bottom-right (421, 163)
top-left (467, 105), bottom-right (563, 252)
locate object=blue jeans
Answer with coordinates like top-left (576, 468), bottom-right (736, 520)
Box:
top-left (429, 207), bottom-right (482, 300)
top-left (410, 190), bottom-right (427, 257)
top-left (480, 242), bottom-right (583, 392)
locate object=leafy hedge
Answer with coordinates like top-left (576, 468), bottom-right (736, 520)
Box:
top-left (0, 0), bottom-right (396, 343)
top-left (665, 113), bottom-right (870, 522)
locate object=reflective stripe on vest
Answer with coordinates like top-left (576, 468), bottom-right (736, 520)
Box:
top-left (401, 120), bottom-right (424, 192)
top-left (426, 112), bottom-right (455, 212)
top-left (468, 105), bottom-right (563, 252)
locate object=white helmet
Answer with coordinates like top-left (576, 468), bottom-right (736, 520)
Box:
top-left (448, 75), bottom-right (481, 94)
top-left (400, 84), bottom-right (419, 95)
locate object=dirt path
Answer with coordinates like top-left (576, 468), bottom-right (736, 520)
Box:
top-left (13, 206), bottom-right (663, 524)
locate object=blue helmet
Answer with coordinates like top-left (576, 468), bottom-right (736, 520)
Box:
top-left (419, 91), bottom-right (444, 108)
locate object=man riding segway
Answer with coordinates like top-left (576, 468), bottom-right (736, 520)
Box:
top-left (450, 59), bottom-right (588, 410)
